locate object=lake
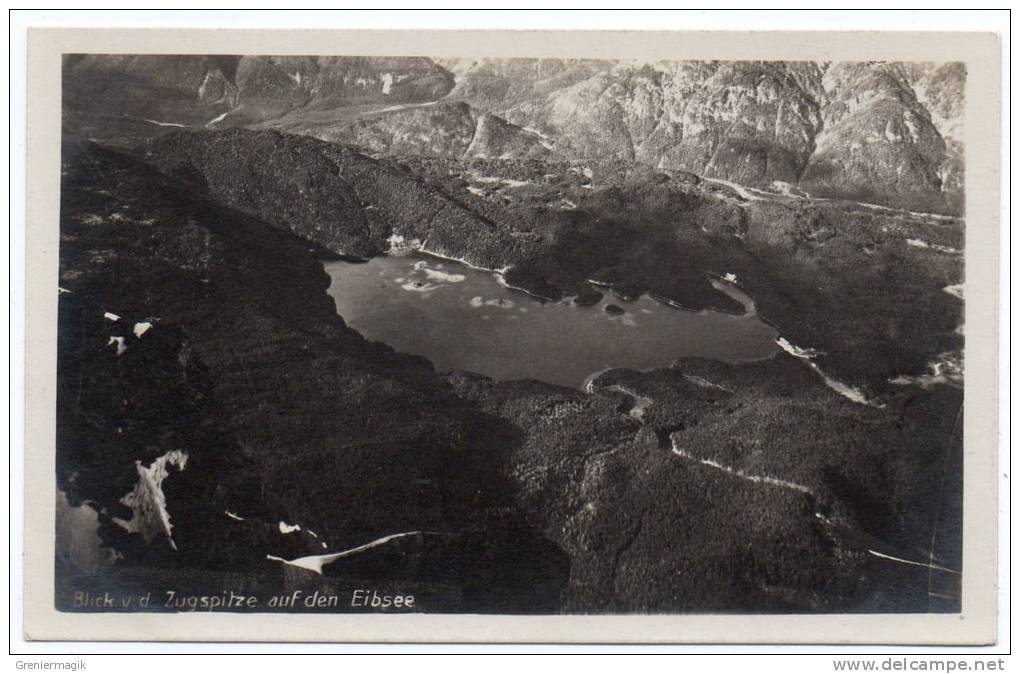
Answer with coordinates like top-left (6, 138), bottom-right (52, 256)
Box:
top-left (324, 253), bottom-right (779, 388)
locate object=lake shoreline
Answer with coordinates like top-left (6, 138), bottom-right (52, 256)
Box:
top-left (324, 253), bottom-right (781, 389)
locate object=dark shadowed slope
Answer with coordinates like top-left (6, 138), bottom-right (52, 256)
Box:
top-left (57, 140), bottom-right (569, 612)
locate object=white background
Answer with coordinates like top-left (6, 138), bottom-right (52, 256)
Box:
top-left (5, 6), bottom-right (1012, 664)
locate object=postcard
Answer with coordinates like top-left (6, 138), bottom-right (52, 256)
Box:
top-left (22, 27), bottom-right (1000, 643)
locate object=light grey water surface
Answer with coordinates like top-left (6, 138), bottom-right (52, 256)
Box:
top-left (325, 253), bottom-right (779, 388)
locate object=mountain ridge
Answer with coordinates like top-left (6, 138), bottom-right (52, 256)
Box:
top-left (63, 55), bottom-right (966, 215)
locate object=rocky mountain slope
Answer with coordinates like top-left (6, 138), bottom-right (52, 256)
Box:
top-left (800, 62), bottom-right (953, 212)
top-left (64, 55), bottom-right (965, 214)
top-left (230, 55), bottom-right (454, 124)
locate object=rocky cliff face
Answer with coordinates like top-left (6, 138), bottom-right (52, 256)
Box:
top-left (489, 61), bottom-right (825, 187)
top-left (800, 62), bottom-right (953, 212)
top-left (475, 59), bottom-right (962, 213)
top-left (63, 55), bottom-right (965, 214)
top-left (912, 62), bottom-right (967, 213)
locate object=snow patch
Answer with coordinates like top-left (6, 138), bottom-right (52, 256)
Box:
top-left (266, 531), bottom-right (430, 575)
top-left (868, 549), bottom-right (960, 575)
top-left (224, 511), bottom-right (245, 521)
top-left (107, 336), bottom-right (127, 356)
top-left (112, 450), bottom-right (189, 550)
top-left (943, 283), bottom-right (964, 300)
top-left (381, 73), bottom-right (394, 95)
top-left (206, 111), bottom-right (229, 126)
top-left (883, 120), bottom-right (899, 142)
top-left (905, 238), bottom-right (961, 255)
top-left (143, 119), bottom-right (186, 128)
top-left (104, 312), bottom-right (121, 321)
top-left (133, 321), bottom-right (153, 338)
top-left (197, 71), bottom-right (212, 100)
top-left (278, 521), bottom-right (302, 535)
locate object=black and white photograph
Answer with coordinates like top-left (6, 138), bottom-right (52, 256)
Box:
top-left (17, 21), bottom-right (1002, 647)
top-left (50, 50), bottom-right (973, 617)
